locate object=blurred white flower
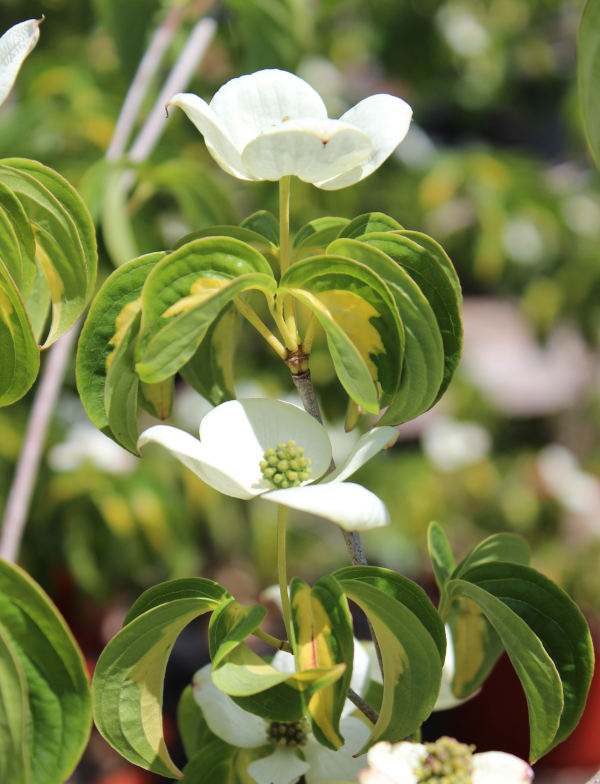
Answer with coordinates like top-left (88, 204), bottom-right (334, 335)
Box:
top-left (139, 398), bottom-right (395, 531)
top-left (48, 423), bottom-right (135, 474)
top-left (421, 416), bottom-right (490, 472)
top-left (537, 445), bottom-right (600, 520)
top-left (436, 4), bottom-right (490, 58)
top-left (358, 737), bottom-right (533, 784)
top-left (0, 18), bottom-right (41, 106)
top-left (169, 68), bottom-right (412, 189)
top-left (192, 646), bottom-right (371, 784)
top-left (501, 216), bottom-right (545, 266)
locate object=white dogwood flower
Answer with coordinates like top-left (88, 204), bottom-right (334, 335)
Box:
top-left (0, 19), bottom-right (41, 107)
top-left (138, 398), bottom-right (395, 531)
top-left (358, 737), bottom-right (534, 784)
top-left (192, 646), bottom-right (372, 784)
top-left (169, 68), bottom-right (412, 189)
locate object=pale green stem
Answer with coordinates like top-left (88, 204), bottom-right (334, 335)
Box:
top-left (253, 628), bottom-right (292, 653)
top-left (269, 297), bottom-right (298, 351)
top-left (277, 504), bottom-right (293, 644)
top-left (278, 176), bottom-right (291, 275)
top-left (235, 296), bottom-right (287, 359)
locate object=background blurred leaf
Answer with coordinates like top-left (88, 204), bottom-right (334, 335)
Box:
top-left (578, 0), bottom-right (600, 169)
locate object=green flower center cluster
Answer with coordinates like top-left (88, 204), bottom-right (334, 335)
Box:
top-left (417, 737), bottom-right (475, 783)
top-left (260, 441), bottom-right (312, 488)
top-left (268, 719), bottom-right (309, 747)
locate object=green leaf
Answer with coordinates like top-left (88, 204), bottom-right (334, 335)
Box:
top-left (280, 255), bottom-right (403, 414)
top-left (135, 238), bottom-right (276, 383)
top-left (293, 217), bottom-right (349, 259)
top-left (182, 740), bottom-right (258, 784)
top-left (76, 251), bottom-right (165, 431)
top-left (208, 599), bottom-right (345, 722)
top-left (333, 567), bottom-right (445, 749)
top-left (104, 310), bottom-right (141, 452)
top-left (0, 559), bottom-right (91, 784)
top-left (181, 306), bottom-right (238, 406)
top-left (0, 181), bottom-right (35, 293)
top-left (328, 237), bottom-right (444, 422)
top-left (579, 0), bottom-right (600, 168)
top-left (427, 522), bottom-right (456, 592)
top-left (0, 260), bottom-right (39, 406)
top-left (453, 562), bottom-right (594, 759)
top-left (453, 533), bottom-right (530, 578)
top-left (139, 377), bottom-right (174, 420)
top-left (290, 575), bottom-right (354, 750)
top-left (338, 212), bottom-right (403, 239)
top-left (93, 579), bottom-right (231, 777)
top-left (0, 158), bottom-right (97, 345)
top-left (358, 231), bottom-right (463, 406)
top-left (173, 225), bottom-right (277, 269)
top-left (240, 210), bottom-right (279, 245)
top-left (100, 165), bottom-right (139, 267)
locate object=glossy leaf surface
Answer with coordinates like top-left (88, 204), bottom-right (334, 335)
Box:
top-left (0, 559), bottom-right (91, 784)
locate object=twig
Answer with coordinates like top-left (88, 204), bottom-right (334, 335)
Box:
top-left (128, 16), bottom-right (216, 163)
top-left (0, 325), bottom-right (78, 562)
top-left (347, 688), bottom-right (378, 725)
top-left (105, 4), bottom-right (184, 161)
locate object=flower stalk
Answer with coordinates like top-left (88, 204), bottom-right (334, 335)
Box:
top-left (277, 504), bottom-right (293, 644)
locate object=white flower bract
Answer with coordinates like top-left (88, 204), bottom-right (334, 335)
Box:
top-left (0, 19), bottom-right (41, 107)
top-left (138, 398), bottom-right (395, 531)
top-left (192, 646), bottom-right (372, 784)
top-left (358, 739), bottom-right (534, 784)
top-left (169, 68), bottom-right (412, 189)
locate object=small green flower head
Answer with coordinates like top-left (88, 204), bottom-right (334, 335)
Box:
top-left (268, 719), bottom-right (309, 748)
top-left (417, 737), bottom-right (475, 783)
top-left (260, 440), bottom-right (312, 488)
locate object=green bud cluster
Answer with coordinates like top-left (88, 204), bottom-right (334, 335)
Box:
top-left (260, 440), bottom-right (312, 488)
top-left (417, 736), bottom-right (475, 783)
top-left (268, 719), bottom-right (309, 747)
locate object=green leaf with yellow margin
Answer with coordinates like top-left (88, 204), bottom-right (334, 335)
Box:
top-left (104, 310), bottom-right (142, 452)
top-left (280, 255), bottom-right (403, 414)
top-left (290, 575), bottom-right (354, 750)
top-left (0, 261), bottom-right (39, 406)
top-left (76, 251), bottom-right (165, 432)
top-left (443, 562), bottom-right (593, 762)
top-left (0, 158), bottom-right (97, 346)
top-left (427, 522), bottom-right (456, 592)
top-left (208, 599), bottom-right (346, 723)
top-left (181, 305), bottom-right (238, 406)
top-left (369, 230), bottom-right (462, 403)
top-left (0, 559), bottom-right (91, 784)
top-left (293, 217), bottom-right (350, 260)
top-left (338, 212), bottom-right (403, 239)
top-left (92, 578), bottom-right (231, 777)
top-left (333, 567), bottom-right (445, 750)
top-left (135, 237), bottom-right (276, 383)
top-left (329, 237), bottom-right (444, 422)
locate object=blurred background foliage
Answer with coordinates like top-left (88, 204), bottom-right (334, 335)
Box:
top-left (1, 0), bottom-right (600, 779)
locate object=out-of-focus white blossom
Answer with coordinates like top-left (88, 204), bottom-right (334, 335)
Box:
top-left (421, 416), bottom-right (491, 472)
top-left (48, 423), bottom-right (135, 474)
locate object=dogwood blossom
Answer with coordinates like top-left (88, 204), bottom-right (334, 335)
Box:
top-left (138, 398), bottom-right (395, 531)
top-left (358, 737), bottom-right (534, 784)
top-left (192, 645), bottom-right (372, 784)
top-left (169, 68), bottom-right (412, 189)
top-left (0, 19), bottom-right (41, 107)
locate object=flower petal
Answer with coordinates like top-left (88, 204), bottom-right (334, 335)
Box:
top-left (434, 625), bottom-right (478, 711)
top-left (210, 68), bottom-right (328, 152)
top-left (473, 752), bottom-right (534, 784)
top-left (305, 716), bottom-right (371, 784)
top-left (342, 640), bottom-right (371, 717)
top-left (242, 118), bottom-right (372, 183)
top-left (264, 482), bottom-right (389, 531)
top-left (199, 399), bottom-right (332, 484)
top-left (137, 424), bottom-right (257, 499)
top-left (315, 94), bottom-right (412, 190)
top-left (168, 92), bottom-right (256, 179)
top-left (324, 426), bottom-right (397, 484)
top-left (362, 741), bottom-right (424, 783)
top-left (192, 665), bottom-right (268, 748)
top-left (0, 19), bottom-right (40, 106)
top-left (247, 746), bottom-right (309, 784)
